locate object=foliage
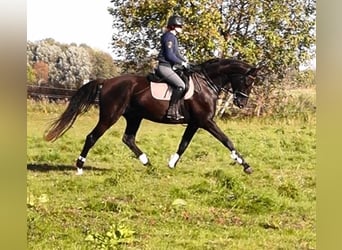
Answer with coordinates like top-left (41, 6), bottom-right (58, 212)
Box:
top-left (88, 50), bottom-right (121, 79)
top-left (118, 57), bottom-right (158, 74)
top-left (26, 64), bottom-right (37, 85)
top-left (32, 61), bottom-right (49, 84)
top-left (108, 0), bottom-right (316, 80)
top-left (217, 81), bottom-right (315, 118)
top-left (26, 39), bottom-right (120, 88)
top-left (85, 223), bottom-right (135, 248)
top-left (27, 92), bottom-right (315, 249)
top-left (295, 69), bottom-right (316, 88)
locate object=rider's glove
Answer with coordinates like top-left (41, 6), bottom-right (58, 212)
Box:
top-left (182, 61), bottom-right (190, 69)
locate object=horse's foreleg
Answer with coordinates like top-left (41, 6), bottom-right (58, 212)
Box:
top-left (169, 124), bottom-right (198, 168)
top-left (122, 117), bottom-right (149, 165)
top-left (203, 120), bottom-right (253, 174)
top-left (75, 122), bottom-right (110, 175)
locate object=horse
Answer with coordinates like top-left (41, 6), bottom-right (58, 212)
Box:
top-left (44, 58), bottom-right (261, 175)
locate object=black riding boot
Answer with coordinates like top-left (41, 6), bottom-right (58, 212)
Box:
top-left (166, 87), bottom-right (184, 120)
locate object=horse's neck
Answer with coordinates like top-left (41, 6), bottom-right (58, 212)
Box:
top-left (193, 71), bottom-right (221, 95)
top-left (204, 70), bottom-right (228, 90)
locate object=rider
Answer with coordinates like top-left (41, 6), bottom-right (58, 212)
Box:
top-left (157, 15), bottom-right (190, 120)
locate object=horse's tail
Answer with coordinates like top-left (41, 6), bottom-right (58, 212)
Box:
top-left (44, 79), bottom-right (101, 142)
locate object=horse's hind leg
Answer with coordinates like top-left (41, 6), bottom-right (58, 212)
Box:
top-left (75, 121), bottom-right (112, 175)
top-left (122, 116), bottom-right (149, 165)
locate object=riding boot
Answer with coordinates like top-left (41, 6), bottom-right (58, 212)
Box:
top-left (166, 87), bottom-right (184, 120)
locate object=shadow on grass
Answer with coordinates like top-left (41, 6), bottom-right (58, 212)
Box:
top-left (27, 163), bottom-right (110, 173)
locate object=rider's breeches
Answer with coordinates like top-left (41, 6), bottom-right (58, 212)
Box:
top-left (157, 64), bottom-right (185, 90)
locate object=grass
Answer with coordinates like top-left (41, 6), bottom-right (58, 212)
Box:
top-left (27, 98), bottom-right (316, 249)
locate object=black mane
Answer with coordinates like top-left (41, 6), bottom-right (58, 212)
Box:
top-left (202, 58), bottom-right (254, 69)
top-left (197, 58), bottom-right (254, 84)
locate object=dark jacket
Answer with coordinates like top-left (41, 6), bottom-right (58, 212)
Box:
top-left (157, 31), bottom-right (186, 67)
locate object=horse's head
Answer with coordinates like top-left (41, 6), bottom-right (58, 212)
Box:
top-left (230, 67), bottom-right (259, 109)
top-left (200, 58), bottom-right (261, 108)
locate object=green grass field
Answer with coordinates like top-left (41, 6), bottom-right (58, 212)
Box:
top-left (27, 98), bottom-right (316, 249)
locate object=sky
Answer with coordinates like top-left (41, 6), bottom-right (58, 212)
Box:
top-left (26, 1), bottom-right (315, 69)
top-left (27, 0), bottom-right (115, 57)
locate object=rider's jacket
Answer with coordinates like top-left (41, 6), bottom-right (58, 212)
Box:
top-left (157, 31), bottom-right (186, 67)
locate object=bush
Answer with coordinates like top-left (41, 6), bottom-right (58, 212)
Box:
top-left (27, 64), bottom-right (37, 84)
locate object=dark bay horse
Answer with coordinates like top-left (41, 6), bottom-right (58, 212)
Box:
top-left (44, 58), bottom-right (261, 175)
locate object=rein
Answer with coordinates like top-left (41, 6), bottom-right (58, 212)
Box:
top-left (200, 68), bottom-right (221, 94)
top-left (165, 60), bottom-right (256, 99)
top-left (200, 68), bottom-right (247, 97)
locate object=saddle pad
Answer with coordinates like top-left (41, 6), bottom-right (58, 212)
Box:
top-left (150, 78), bottom-right (194, 101)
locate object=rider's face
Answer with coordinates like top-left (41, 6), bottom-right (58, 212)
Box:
top-left (175, 26), bottom-right (183, 33)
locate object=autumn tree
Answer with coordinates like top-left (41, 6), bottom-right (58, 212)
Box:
top-left (33, 61), bottom-right (49, 84)
top-left (108, 0), bottom-right (316, 81)
top-left (27, 39), bottom-right (120, 88)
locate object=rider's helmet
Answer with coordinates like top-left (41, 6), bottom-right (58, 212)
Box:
top-left (167, 15), bottom-right (183, 28)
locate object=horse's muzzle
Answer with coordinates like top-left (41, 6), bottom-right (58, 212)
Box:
top-left (233, 92), bottom-right (249, 109)
top-left (233, 99), bottom-right (245, 109)
top-left (233, 98), bottom-right (247, 109)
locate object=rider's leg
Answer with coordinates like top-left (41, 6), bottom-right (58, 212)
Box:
top-left (157, 65), bottom-right (185, 120)
top-left (166, 87), bottom-right (184, 120)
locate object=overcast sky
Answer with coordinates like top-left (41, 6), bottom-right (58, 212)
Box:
top-left (27, 0), bottom-right (115, 57)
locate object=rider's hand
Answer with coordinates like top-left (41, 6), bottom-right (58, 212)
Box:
top-left (182, 61), bottom-right (190, 69)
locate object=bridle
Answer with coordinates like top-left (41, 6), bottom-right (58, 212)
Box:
top-left (232, 75), bottom-right (256, 96)
top-left (226, 74), bottom-right (255, 97)
top-left (200, 67), bottom-right (256, 99)
top-left (200, 69), bottom-right (221, 94)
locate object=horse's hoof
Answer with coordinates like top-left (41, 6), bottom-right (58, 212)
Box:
top-left (168, 153), bottom-right (179, 169)
top-left (243, 167), bottom-right (253, 174)
top-left (76, 168), bottom-right (83, 175)
top-left (139, 153), bottom-right (149, 165)
top-left (144, 162), bottom-right (152, 167)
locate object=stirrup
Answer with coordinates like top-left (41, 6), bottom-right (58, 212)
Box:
top-left (166, 101), bottom-right (184, 120)
top-left (166, 112), bottom-right (184, 120)
top-left (176, 115), bottom-right (185, 120)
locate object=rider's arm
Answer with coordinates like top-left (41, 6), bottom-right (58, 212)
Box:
top-left (162, 33), bottom-right (184, 65)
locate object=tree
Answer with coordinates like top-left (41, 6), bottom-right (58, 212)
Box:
top-left (108, 0), bottom-right (316, 80)
top-left (61, 45), bottom-right (93, 88)
top-left (27, 39), bottom-right (122, 88)
top-left (27, 40), bottom-right (86, 88)
top-left (33, 61), bottom-right (49, 85)
top-left (87, 49), bottom-right (121, 79)
top-left (27, 63), bottom-right (37, 85)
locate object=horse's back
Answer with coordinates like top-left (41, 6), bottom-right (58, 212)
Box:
top-left (101, 74), bottom-right (148, 90)
top-left (98, 74), bottom-right (149, 104)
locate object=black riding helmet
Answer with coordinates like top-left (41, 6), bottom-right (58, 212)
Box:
top-left (167, 15), bottom-right (183, 28)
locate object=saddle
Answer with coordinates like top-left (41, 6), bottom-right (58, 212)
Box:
top-left (147, 69), bottom-right (194, 101)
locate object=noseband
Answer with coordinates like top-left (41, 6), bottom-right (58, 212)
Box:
top-left (229, 73), bottom-right (254, 99)
top-left (233, 90), bottom-right (249, 99)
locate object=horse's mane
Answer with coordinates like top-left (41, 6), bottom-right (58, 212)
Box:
top-left (201, 58), bottom-right (254, 68)
top-left (194, 58), bottom-right (254, 78)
